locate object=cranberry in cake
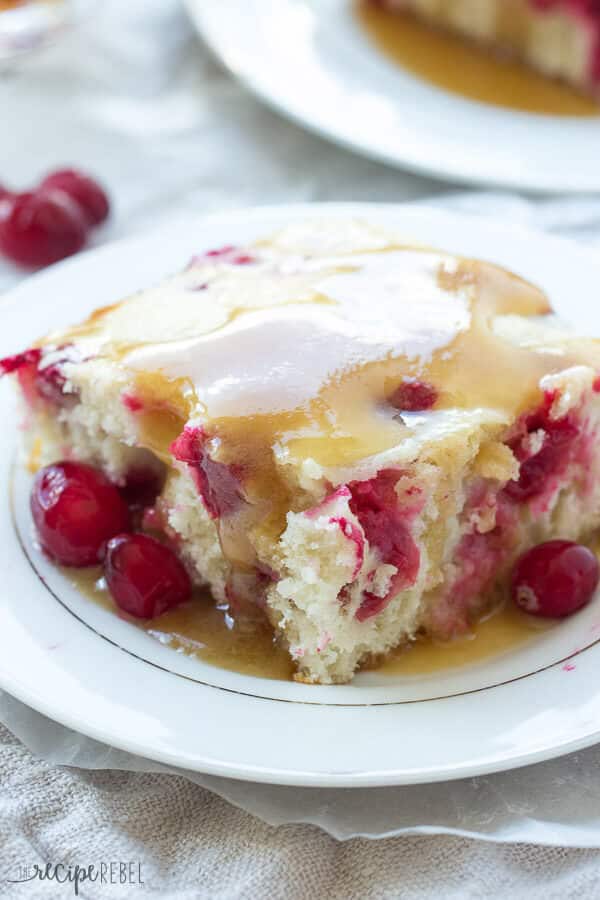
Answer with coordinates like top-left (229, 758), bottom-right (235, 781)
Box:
top-left (4, 219), bottom-right (600, 683)
top-left (370, 0), bottom-right (600, 98)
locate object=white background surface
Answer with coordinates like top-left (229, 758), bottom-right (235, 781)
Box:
top-left (3, 0), bottom-right (600, 896)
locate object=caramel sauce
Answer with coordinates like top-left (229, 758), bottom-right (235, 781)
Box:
top-left (146, 601), bottom-right (294, 681)
top-left (357, 2), bottom-right (599, 117)
top-left (194, 257), bottom-right (579, 550)
top-left (135, 407), bottom-right (187, 463)
top-left (67, 566), bottom-right (543, 681)
top-left (67, 567), bottom-right (293, 679)
top-left (379, 602), bottom-right (549, 676)
top-left (131, 372), bottom-right (193, 462)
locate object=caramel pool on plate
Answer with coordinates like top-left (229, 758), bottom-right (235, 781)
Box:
top-left (357, 1), bottom-right (599, 117)
top-left (69, 566), bottom-right (546, 681)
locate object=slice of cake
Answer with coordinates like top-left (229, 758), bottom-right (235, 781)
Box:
top-left (371, 0), bottom-right (600, 98)
top-left (4, 219), bottom-right (600, 683)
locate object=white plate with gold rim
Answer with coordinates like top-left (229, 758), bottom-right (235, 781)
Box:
top-left (2, 203), bottom-right (600, 786)
top-left (185, 0), bottom-right (600, 193)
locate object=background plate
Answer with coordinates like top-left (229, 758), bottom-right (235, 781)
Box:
top-left (3, 203), bottom-right (600, 785)
top-left (185, 0), bottom-right (600, 193)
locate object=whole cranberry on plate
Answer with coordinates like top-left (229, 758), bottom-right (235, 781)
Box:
top-left (512, 540), bottom-right (599, 618)
top-left (104, 533), bottom-right (191, 619)
top-left (30, 461), bottom-right (130, 567)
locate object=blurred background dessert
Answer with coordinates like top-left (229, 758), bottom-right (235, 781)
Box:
top-left (358, 0), bottom-right (599, 114)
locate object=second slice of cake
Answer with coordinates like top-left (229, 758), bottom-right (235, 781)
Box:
top-left (371, 0), bottom-right (600, 98)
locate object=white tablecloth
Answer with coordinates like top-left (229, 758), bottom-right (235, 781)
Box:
top-left (2, 1), bottom-right (600, 896)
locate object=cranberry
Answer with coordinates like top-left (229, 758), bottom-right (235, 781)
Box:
top-left (0, 345), bottom-right (80, 406)
top-left (0, 347), bottom-right (42, 375)
top-left (39, 169), bottom-right (110, 227)
top-left (199, 246), bottom-right (255, 265)
top-left (204, 245), bottom-right (236, 258)
top-left (35, 344), bottom-right (81, 406)
top-left (31, 461), bottom-right (130, 567)
top-left (390, 379), bottom-right (438, 412)
top-left (104, 533), bottom-right (191, 619)
top-left (119, 465), bottom-right (165, 509)
top-left (505, 408), bottom-right (579, 503)
top-left (0, 191), bottom-right (87, 268)
top-left (121, 393), bottom-right (144, 412)
top-left (592, 33), bottom-right (600, 83)
top-left (36, 364), bottom-right (64, 402)
top-left (230, 253), bottom-right (255, 265)
top-left (170, 426), bottom-right (244, 518)
top-left (329, 515), bottom-right (365, 580)
top-left (348, 470), bottom-right (421, 621)
top-left (0, 348), bottom-right (43, 406)
top-left (512, 540), bottom-right (599, 618)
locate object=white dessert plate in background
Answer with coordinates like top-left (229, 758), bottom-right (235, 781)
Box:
top-left (185, 0), bottom-right (600, 193)
top-left (3, 203), bottom-right (600, 786)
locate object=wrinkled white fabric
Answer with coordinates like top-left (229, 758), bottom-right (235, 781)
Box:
top-left (2, 0), bottom-right (600, 895)
top-left (3, 714), bottom-right (600, 900)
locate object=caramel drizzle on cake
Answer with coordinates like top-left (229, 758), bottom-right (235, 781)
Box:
top-left (39, 232), bottom-right (600, 574)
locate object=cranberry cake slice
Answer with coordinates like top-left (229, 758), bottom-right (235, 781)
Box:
top-left (4, 220), bottom-right (600, 684)
top-left (371, 0), bottom-right (600, 98)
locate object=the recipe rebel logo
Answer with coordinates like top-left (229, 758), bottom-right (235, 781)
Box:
top-left (6, 861), bottom-right (145, 895)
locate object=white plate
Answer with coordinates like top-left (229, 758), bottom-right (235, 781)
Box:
top-left (3, 203), bottom-right (600, 786)
top-left (185, 0), bottom-right (600, 193)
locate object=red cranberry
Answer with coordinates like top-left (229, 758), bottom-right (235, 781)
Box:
top-left (201, 246), bottom-right (255, 265)
top-left (39, 169), bottom-right (110, 226)
top-left (512, 540), bottom-right (599, 618)
top-left (230, 253), bottom-right (255, 265)
top-left (390, 379), bottom-right (438, 412)
top-left (0, 191), bottom-right (87, 268)
top-left (36, 360), bottom-right (70, 406)
top-left (505, 405), bottom-right (578, 503)
top-left (593, 52), bottom-right (600, 84)
top-left (348, 470), bottom-right (421, 621)
top-left (204, 245), bottom-right (236, 258)
top-left (121, 392), bottom-right (144, 413)
top-left (31, 462), bottom-right (130, 567)
top-left (104, 533), bottom-right (191, 619)
top-left (119, 466), bottom-right (165, 509)
top-left (170, 426), bottom-right (244, 519)
top-left (0, 346), bottom-right (80, 407)
top-left (0, 347), bottom-right (42, 375)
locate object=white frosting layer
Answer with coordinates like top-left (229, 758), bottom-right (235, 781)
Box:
top-left (121, 250), bottom-right (470, 418)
